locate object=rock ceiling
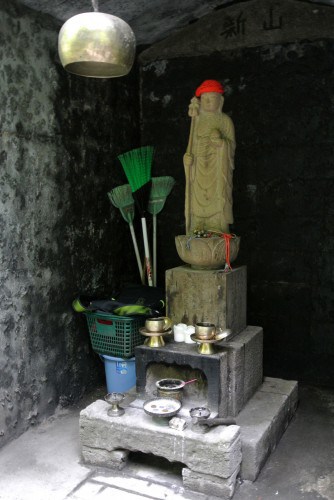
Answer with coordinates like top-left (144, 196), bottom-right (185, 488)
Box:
top-left (18, 0), bottom-right (334, 46)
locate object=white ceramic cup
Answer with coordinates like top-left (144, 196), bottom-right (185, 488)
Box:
top-left (173, 323), bottom-right (186, 342)
top-left (184, 325), bottom-right (196, 344)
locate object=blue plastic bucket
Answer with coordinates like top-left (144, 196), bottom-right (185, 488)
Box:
top-left (100, 354), bottom-right (136, 393)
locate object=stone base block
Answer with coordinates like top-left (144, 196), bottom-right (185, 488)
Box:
top-left (80, 401), bottom-right (242, 479)
top-left (166, 265), bottom-right (247, 334)
top-left (182, 466), bottom-right (240, 499)
top-left (236, 377), bottom-right (298, 481)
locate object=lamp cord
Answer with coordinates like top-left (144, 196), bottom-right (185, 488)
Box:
top-left (91, 0), bottom-right (99, 12)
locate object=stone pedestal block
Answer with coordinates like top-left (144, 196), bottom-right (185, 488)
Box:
top-left (135, 325), bottom-right (263, 417)
top-left (166, 265), bottom-right (247, 334)
top-left (135, 342), bottom-right (229, 415)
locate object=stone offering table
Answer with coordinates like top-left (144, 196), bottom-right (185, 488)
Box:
top-left (79, 376), bottom-right (298, 497)
top-left (80, 399), bottom-right (242, 499)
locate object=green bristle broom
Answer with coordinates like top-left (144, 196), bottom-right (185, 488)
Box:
top-left (118, 146), bottom-right (154, 286)
top-left (148, 176), bottom-right (175, 286)
top-left (108, 184), bottom-right (145, 284)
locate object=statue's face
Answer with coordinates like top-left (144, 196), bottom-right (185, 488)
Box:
top-left (200, 92), bottom-right (221, 112)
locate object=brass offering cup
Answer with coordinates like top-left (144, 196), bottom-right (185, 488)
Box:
top-left (104, 392), bottom-right (125, 417)
top-left (195, 322), bottom-right (216, 340)
top-left (145, 316), bottom-right (172, 333)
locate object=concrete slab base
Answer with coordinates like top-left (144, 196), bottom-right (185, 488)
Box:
top-left (79, 376), bottom-right (298, 498)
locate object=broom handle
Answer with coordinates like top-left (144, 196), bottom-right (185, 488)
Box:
top-left (153, 214), bottom-right (157, 286)
top-left (141, 217), bottom-right (153, 287)
top-left (129, 222), bottom-right (145, 284)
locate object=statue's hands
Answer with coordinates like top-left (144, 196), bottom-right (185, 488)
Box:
top-left (188, 97), bottom-right (200, 117)
top-left (183, 153), bottom-right (194, 167)
top-left (210, 129), bottom-right (224, 147)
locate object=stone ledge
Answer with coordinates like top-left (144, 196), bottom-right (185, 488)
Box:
top-left (236, 377), bottom-right (298, 481)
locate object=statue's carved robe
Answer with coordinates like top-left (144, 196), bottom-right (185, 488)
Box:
top-left (185, 111), bottom-right (236, 234)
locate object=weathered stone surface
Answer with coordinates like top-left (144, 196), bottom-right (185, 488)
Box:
top-left (166, 265), bottom-right (247, 334)
top-left (79, 376), bottom-right (298, 487)
top-left (226, 326), bottom-right (264, 411)
top-left (236, 377), bottom-right (298, 480)
top-left (0, 0), bottom-right (139, 448)
top-left (80, 400), bottom-right (242, 478)
top-left (182, 465), bottom-right (240, 499)
top-left (81, 448), bottom-right (129, 470)
top-left (223, 325), bottom-right (263, 415)
top-left (135, 324), bottom-right (262, 417)
top-left (135, 342), bottom-right (229, 415)
top-left (139, 0), bottom-right (334, 63)
top-left (224, 341), bottom-right (245, 417)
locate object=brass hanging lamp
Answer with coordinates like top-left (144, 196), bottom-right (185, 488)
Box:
top-left (58, 0), bottom-right (136, 78)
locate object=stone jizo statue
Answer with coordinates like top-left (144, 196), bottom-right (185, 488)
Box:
top-left (183, 80), bottom-right (236, 235)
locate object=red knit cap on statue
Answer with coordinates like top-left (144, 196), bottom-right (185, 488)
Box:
top-left (195, 80), bottom-right (225, 97)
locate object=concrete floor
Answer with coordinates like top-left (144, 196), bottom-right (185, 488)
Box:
top-left (0, 384), bottom-right (333, 500)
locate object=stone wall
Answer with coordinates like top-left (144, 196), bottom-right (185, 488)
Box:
top-left (139, 0), bottom-right (334, 386)
top-left (0, 0), bottom-right (139, 446)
